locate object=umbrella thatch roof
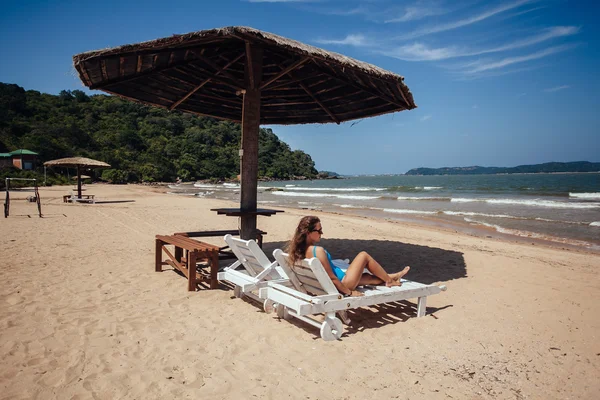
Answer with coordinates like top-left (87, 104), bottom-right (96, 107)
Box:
top-left (73, 26), bottom-right (416, 125)
top-left (44, 157), bottom-right (111, 169)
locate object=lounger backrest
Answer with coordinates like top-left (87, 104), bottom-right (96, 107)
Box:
top-left (225, 234), bottom-right (276, 277)
top-left (273, 250), bottom-right (339, 296)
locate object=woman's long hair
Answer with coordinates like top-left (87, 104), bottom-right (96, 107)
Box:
top-left (286, 216), bottom-right (320, 266)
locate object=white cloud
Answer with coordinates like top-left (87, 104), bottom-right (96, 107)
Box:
top-left (382, 26), bottom-right (579, 61)
top-left (385, 2), bottom-right (450, 23)
top-left (420, 115), bottom-right (432, 121)
top-left (544, 85), bottom-right (570, 92)
top-left (396, 0), bottom-right (536, 39)
top-left (462, 44), bottom-right (575, 74)
top-left (315, 34), bottom-right (369, 46)
top-left (247, 0), bottom-right (320, 2)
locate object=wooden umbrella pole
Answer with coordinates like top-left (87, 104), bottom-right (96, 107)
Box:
top-left (77, 166), bottom-right (82, 198)
top-left (239, 43), bottom-right (263, 240)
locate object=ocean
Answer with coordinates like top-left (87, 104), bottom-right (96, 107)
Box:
top-left (167, 173), bottom-right (600, 252)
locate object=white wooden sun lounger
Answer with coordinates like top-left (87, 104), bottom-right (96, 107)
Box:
top-left (262, 249), bottom-right (447, 341)
top-left (216, 234), bottom-right (288, 301)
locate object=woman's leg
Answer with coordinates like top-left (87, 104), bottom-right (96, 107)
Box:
top-left (342, 251), bottom-right (410, 289)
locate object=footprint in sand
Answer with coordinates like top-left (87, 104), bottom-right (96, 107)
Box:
top-left (5, 295), bottom-right (23, 306)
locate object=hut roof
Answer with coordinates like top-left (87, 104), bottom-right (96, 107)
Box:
top-left (44, 157), bottom-right (111, 169)
top-left (73, 26), bottom-right (416, 125)
top-left (10, 149), bottom-right (38, 155)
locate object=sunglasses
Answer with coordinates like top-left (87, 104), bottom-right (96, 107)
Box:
top-left (311, 229), bottom-right (323, 234)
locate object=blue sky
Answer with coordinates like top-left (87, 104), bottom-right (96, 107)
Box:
top-left (1, 0), bottom-right (598, 174)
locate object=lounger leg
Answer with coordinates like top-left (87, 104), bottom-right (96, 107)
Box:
top-left (417, 296), bottom-right (427, 317)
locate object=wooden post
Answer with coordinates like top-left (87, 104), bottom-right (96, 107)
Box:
top-left (155, 239), bottom-right (163, 272)
top-left (240, 43), bottom-right (263, 240)
top-left (76, 166), bottom-right (82, 199)
top-left (188, 250), bottom-right (197, 292)
top-left (210, 250), bottom-right (219, 289)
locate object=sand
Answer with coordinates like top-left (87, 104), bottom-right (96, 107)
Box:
top-left (1, 184), bottom-right (599, 399)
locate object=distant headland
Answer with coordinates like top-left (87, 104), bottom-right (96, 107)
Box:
top-left (405, 161), bottom-right (600, 176)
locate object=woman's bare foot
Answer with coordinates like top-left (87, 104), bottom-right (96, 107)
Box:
top-left (386, 279), bottom-right (402, 287)
top-left (388, 266), bottom-right (410, 284)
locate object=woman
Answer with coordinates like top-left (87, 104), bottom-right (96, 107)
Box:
top-left (286, 216), bottom-right (410, 297)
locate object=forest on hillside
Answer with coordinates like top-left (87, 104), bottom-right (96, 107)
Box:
top-left (0, 82), bottom-right (319, 185)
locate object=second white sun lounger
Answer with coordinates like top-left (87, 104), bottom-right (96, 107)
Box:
top-left (262, 249), bottom-right (447, 341)
top-left (217, 234), bottom-right (288, 301)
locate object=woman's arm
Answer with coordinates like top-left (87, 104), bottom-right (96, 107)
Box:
top-left (314, 247), bottom-right (352, 296)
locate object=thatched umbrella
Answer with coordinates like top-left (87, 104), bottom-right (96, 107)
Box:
top-left (44, 157), bottom-right (110, 198)
top-left (72, 26), bottom-right (417, 239)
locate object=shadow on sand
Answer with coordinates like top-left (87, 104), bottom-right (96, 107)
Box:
top-left (93, 200), bottom-right (136, 204)
top-left (261, 238), bottom-right (466, 285)
top-left (206, 237), bottom-right (464, 339)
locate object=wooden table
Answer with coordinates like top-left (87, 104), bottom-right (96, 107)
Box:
top-left (155, 235), bottom-right (220, 290)
top-left (210, 207), bottom-right (283, 217)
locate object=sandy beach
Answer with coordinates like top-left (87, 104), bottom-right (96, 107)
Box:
top-left (1, 183), bottom-right (599, 399)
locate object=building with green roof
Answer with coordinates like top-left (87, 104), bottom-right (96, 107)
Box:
top-left (0, 149), bottom-right (38, 170)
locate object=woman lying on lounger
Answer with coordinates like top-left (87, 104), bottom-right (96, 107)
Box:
top-left (287, 216), bottom-right (410, 297)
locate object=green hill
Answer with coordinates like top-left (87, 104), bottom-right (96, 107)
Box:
top-left (405, 162), bottom-right (600, 175)
top-left (0, 82), bottom-right (318, 183)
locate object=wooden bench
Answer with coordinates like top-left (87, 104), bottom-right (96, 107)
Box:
top-left (155, 235), bottom-right (221, 290)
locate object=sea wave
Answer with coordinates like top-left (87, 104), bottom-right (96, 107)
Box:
top-left (570, 192), bottom-right (600, 200)
top-left (386, 185), bottom-right (442, 192)
top-left (263, 186), bottom-right (385, 192)
top-left (443, 211), bottom-right (516, 219)
top-left (166, 191), bottom-right (197, 196)
top-left (397, 196), bottom-right (451, 201)
top-left (463, 218), bottom-right (596, 247)
top-left (451, 197), bottom-right (600, 209)
top-left (272, 191), bottom-right (378, 200)
top-left (382, 208), bottom-right (437, 215)
top-left (591, 222), bottom-right (600, 227)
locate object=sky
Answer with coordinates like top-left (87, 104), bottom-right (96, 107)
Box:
top-left (1, 0), bottom-right (598, 175)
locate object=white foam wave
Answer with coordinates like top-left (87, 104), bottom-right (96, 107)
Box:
top-left (272, 191), bottom-right (378, 200)
top-left (397, 196), bottom-right (451, 201)
top-left (416, 186), bottom-right (443, 190)
top-left (285, 184), bottom-right (296, 187)
top-left (591, 222), bottom-right (600, 227)
top-left (193, 183), bottom-right (218, 188)
top-left (443, 211), bottom-right (516, 219)
top-left (382, 208), bottom-right (437, 215)
top-left (570, 192), bottom-right (600, 200)
top-left (451, 197), bottom-right (600, 209)
top-left (464, 218), bottom-right (596, 247)
top-left (166, 191), bottom-right (197, 196)
top-left (264, 186), bottom-right (384, 192)
top-left (333, 204), bottom-right (358, 208)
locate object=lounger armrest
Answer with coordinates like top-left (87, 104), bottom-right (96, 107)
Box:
top-left (268, 282), bottom-right (342, 303)
top-left (223, 260), bottom-right (242, 272)
top-left (253, 262), bottom-right (277, 281)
